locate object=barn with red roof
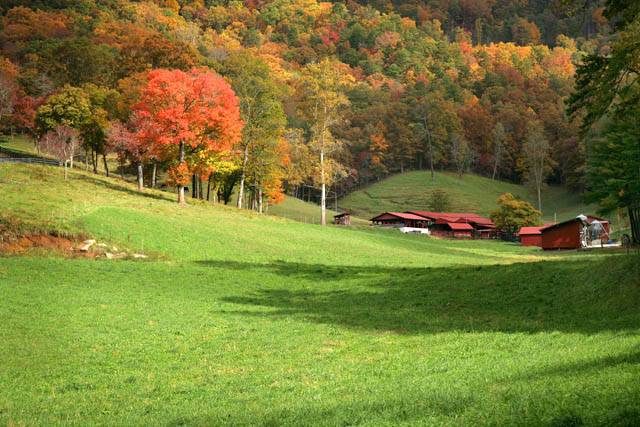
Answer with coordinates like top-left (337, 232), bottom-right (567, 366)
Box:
top-left (406, 210), bottom-right (495, 238)
top-left (518, 226), bottom-right (545, 247)
top-left (370, 210), bottom-right (495, 239)
top-left (517, 215), bottom-right (611, 250)
top-left (369, 212), bottom-right (429, 229)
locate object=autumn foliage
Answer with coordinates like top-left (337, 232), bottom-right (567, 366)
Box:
top-left (0, 0), bottom-right (614, 211)
top-left (132, 68), bottom-right (242, 154)
top-left (131, 68), bottom-right (242, 202)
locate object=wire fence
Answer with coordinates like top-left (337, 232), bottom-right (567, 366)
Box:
top-left (0, 157), bottom-right (60, 166)
top-left (0, 146), bottom-right (60, 166)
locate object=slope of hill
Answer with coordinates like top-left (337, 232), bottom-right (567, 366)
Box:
top-left (340, 171), bottom-right (596, 221)
top-left (0, 136), bottom-right (39, 156)
top-left (0, 136), bottom-right (340, 225)
top-left (267, 195), bottom-right (341, 225)
top-left (1, 164), bottom-right (638, 426)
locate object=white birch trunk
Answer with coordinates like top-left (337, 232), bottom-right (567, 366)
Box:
top-left (178, 141), bottom-right (186, 205)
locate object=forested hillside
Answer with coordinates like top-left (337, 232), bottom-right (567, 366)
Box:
top-left (0, 0), bottom-right (612, 214)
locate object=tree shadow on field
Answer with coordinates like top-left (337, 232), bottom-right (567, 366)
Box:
top-left (75, 174), bottom-right (173, 202)
top-left (197, 256), bottom-right (640, 335)
top-left (510, 348), bottom-right (640, 382)
top-left (166, 389), bottom-right (474, 426)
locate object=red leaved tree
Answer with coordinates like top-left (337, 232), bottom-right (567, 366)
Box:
top-left (106, 120), bottom-right (153, 190)
top-left (131, 68), bottom-right (243, 204)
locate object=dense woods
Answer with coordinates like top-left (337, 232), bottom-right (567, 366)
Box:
top-left (0, 0), bottom-right (625, 215)
top-left (568, 0), bottom-right (640, 243)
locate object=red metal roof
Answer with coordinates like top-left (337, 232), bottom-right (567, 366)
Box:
top-left (539, 218), bottom-right (584, 231)
top-left (370, 212), bottom-right (427, 221)
top-left (518, 226), bottom-right (544, 235)
top-left (406, 211), bottom-right (494, 226)
top-left (519, 223), bottom-right (556, 235)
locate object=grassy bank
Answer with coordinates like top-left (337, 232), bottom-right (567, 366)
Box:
top-left (1, 164), bottom-right (638, 425)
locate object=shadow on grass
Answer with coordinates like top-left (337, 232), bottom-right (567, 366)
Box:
top-left (75, 174), bottom-right (174, 203)
top-left (166, 390), bottom-right (474, 426)
top-left (197, 256), bottom-right (640, 335)
top-left (512, 349), bottom-right (640, 383)
top-left (165, 385), bottom-right (640, 426)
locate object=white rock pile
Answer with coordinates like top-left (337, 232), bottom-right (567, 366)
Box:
top-left (76, 239), bottom-right (148, 260)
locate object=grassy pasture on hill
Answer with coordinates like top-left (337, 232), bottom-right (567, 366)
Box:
top-left (0, 135), bottom-right (38, 155)
top-left (340, 171), bottom-right (597, 222)
top-left (0, 135), bottom-right (338, 224)
top-left (1, 164), bottom-right (639, 425)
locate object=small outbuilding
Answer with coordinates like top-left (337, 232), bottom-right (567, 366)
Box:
top-left (333, 212), bottom-right (351, 225)
top-left (518, 226), bottom-right (545, 247)
top-left (540, 218), bottom-right (587, 250)
top-left (518, 215), bottom-right (612, 250)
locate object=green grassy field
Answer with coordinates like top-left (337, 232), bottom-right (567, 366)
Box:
top-left (1, 164), bottom-right (639, 426)
top-left (340, 171), bottom-right (597, 222)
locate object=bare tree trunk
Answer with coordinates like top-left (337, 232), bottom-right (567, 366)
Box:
top-left (178, 141), bottom-right (186, 205)
top-left (320, 148), bottom-right (326, 226)
top-left (103, 154), bottom-right (109, 177)
top-left (537, 186), bottom-right (542, 212)
top-left (237, 144), bottom-right (249, 209)
top-left (424, 118), bottom-right (435, 181)
top-left (64, 160), bottom-right (68, 181)
top-left (151, 161), bottom-right (157, 188)
top-left (137, 163), bottom-right (144, 191)
top-left (258, 188), bottom-right (263, 213)
top-left (629, 206), bottom-right (640, 244)
top-left (92, 150), bottom-right (98, 174)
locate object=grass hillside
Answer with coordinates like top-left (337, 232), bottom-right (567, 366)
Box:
top-left (340, 171), bottom-right (596, 221)
top-left (1, 164), bottom-right (639, 426)
top-left (267, 195), bottom-right (343, 224)
top-left (0, 135), bottom-right (339, 225)
top-left (0, 135), bottom-right (38, 156)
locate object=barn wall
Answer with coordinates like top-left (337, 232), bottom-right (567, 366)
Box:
top-left (453, 231), bottom-right (472, 239)
top-left (520, 235), bottom-right (542, 247)
top-left (541, 222), bottom-right (581, 250)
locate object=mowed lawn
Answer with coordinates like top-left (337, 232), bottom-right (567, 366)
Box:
top-left (340, 171), bottom-right (597, 222)
top-left (1, 164), bottom-right (639, 426)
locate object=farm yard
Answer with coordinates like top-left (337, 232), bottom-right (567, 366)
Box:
top-left (1, 164), bottom-right (639, 425)
top-left (1, 0), bottom-right (639, 423)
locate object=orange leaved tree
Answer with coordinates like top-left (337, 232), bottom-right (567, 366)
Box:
top-left (132, 68), bottom-right (243, 204)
